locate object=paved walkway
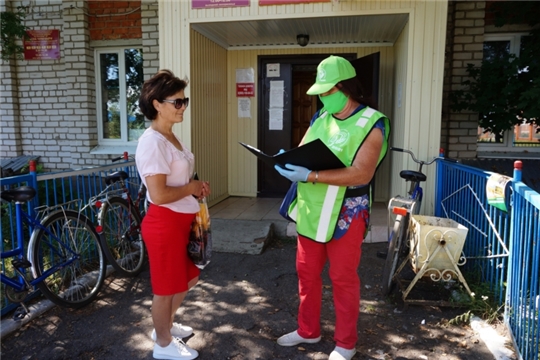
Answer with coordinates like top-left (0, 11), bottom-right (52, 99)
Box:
top-left (0, 198), bottom-right (513, 359)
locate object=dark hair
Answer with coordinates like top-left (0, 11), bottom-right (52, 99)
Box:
top-left (139, 69), bottom-right (189, 120)
top-left (339, 77), bottom-right (377, 110)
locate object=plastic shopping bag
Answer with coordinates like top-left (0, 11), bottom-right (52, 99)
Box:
top-left (188, 197), bottom-right (212, 269)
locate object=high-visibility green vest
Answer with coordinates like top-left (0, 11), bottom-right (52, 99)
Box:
top-left (290, 106), bottom-right (390, 243)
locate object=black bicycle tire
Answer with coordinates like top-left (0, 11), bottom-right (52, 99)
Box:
top-left (31, 210), bottom-right (106, 308)
top-left (99, 196), bottom-right (146, 277)
top-left (381, 214), bottom-right (408, 295)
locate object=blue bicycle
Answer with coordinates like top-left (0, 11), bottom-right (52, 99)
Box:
top-left (381, 148), bottom-right (441, 295)
top-left (1, 186), bottom-right (107, 319)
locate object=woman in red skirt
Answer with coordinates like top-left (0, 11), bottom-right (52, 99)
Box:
top-left (136, 70), bottom-right (210, 360)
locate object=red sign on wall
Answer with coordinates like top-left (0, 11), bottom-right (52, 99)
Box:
top-left (24, 30), bottom-right (60, 60)
top-left (237, 83), bottom-right (254, 97)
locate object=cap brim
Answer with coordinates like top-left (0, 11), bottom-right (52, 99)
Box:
top-left (306, 82), bottom-right (335, 95)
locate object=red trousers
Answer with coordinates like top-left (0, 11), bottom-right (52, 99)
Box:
top-left (296, 213), bottom-right (366, 349)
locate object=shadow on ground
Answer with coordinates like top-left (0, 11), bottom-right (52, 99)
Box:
top-left (0, 239), bottom-right (511, 360)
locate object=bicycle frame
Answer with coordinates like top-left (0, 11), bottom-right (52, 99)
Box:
top-left (1, 202), bottom-right (79, 292)
top-left (81, 171), bottom-right (145, 217)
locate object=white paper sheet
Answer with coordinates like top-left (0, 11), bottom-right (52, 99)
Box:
top-left (238, 98), bottom-right (251, 118)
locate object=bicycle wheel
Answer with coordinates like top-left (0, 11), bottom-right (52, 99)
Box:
top-left (381, 213), bottom-right (409, 295)
top-left (99, 196), bottom-right (146, 277)
top-left (30, 210), bottom-right (106, 308)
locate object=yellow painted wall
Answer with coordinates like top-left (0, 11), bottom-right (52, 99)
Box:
top-left (190, 30), bottom-right (229, 206)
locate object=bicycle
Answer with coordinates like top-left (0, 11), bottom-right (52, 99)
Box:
top-left (380, 147), bottom-right (443, 295)
top-left (81, 153), bottom-right (147, 277)
top-left (1, 186), bottom-right (107, 319)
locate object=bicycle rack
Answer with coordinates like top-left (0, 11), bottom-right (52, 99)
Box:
top-left (394, 215), bottom-right (474, 307)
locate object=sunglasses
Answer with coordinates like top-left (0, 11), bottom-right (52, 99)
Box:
top-left (162, 97), bottom-right (189, 109)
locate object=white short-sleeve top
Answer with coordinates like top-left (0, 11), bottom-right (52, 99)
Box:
top-left (135, 127), bottom-right (200, 214)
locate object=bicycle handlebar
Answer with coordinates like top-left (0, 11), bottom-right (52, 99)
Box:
top-left (390, 147), bottom-right (443, 166)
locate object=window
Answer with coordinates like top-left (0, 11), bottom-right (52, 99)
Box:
top-left (478, 34), bottom-right (540, 154)
top-left (95, 48), bottom-right (145, 149)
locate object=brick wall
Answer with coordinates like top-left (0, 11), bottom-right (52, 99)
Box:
top-left (141, 2), bottom-right (159, 80)
top-left (88, 1), bottom-right (142, 41)
top-left (0, 0), bottom-right (158, 171)
top-left (444, 1), bottom-right (486, 159)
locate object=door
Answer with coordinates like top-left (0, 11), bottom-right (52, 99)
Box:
top-left (291, 71), bottom-right (318, 148)
top-left (351, 52), bottom-right (380, 109)
top-left (257, 63), bottom-right (293, 197)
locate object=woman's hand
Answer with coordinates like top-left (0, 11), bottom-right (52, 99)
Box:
top-left (190, 179), bottom-right (211, 199)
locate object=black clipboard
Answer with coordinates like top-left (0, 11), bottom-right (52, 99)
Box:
top-left (239, 139), bottom-right (345, 171)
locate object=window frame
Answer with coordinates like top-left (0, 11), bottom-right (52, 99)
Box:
top-left (477, 33), bottom-right (540, 157)
top-left (93, 46), bottom-right (144, 153)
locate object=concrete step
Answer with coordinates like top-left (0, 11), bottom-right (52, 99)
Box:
top-left (211, 218), bottom-right (276, 255)
top-left (211, 217), bottom-right (388, 256)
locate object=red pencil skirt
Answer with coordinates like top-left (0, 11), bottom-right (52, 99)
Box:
top-left (141, 204), bottom-right (200, 296)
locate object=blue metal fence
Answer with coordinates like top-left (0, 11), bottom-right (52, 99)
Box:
top-left (435, 160), bottom-right (510, 304)
top-left (0, 160), bottom-right (140, 316)
top-left (435, 159), bottom-right (539, 360)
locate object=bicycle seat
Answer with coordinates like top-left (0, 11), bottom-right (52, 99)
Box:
top-left (105, 171), bottom-right (129, 185)
top-left (0, 186), bottom-right (37, 202)
top-left (399, 170), bottom-right (427, 182)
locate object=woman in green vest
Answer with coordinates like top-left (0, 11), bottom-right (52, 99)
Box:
top-left (274, 55), bottom-right (390, 360)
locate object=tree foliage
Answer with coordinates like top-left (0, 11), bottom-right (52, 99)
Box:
top-left (451, 2), bottom-right (540, 138)
top-left (0, 6), bottom-right (29, 61)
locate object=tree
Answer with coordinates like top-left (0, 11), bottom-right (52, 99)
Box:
top-left (0, 6), bottom-right (29, 61)
top-left (451, 2), bottom-right (540, 140)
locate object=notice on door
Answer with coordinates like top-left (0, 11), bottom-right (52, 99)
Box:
top-left (269, 80), bottom-right (284, 130)
top-left (267, 63), bottom-right (280, 77)
top-left (269, 109), bottom-right (283, 130)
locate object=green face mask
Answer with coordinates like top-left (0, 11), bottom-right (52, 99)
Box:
top-left (319, 90), bottom-right (348, 115)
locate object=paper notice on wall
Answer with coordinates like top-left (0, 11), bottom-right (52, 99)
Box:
top-left (236, 68), bottom-right (254, 83)
top-left (269, 109), bottom-right (283, 130)
top-left (486, 174), bottom-right (511, 212)
top-left (238, 98), bottom-right (251, 118)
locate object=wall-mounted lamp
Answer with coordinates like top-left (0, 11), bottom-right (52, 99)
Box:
top-left (296, 34), bottom-right (309, 47)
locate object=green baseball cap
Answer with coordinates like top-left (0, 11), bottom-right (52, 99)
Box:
top-left (306, 55), bottom-right (356, 95)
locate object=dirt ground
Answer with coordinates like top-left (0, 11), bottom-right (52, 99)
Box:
top-left (0, 239), bottom-right (516, 360)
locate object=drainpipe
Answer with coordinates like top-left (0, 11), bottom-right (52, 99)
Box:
top-left (443, 1), bottom-right (457, 156)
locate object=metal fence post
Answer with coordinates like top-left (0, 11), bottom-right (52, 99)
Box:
top-left (29, 160), bottom-right (38, 219)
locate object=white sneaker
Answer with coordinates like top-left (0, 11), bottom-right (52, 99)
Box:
top-left (276, 330), bottom-right (321, 346)
top-left (153, 337), bottom-right (198, 359)
top-left (151, 323), bottom-right (194, 341)
top-left (329, 346), bottom-right (356, 360)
